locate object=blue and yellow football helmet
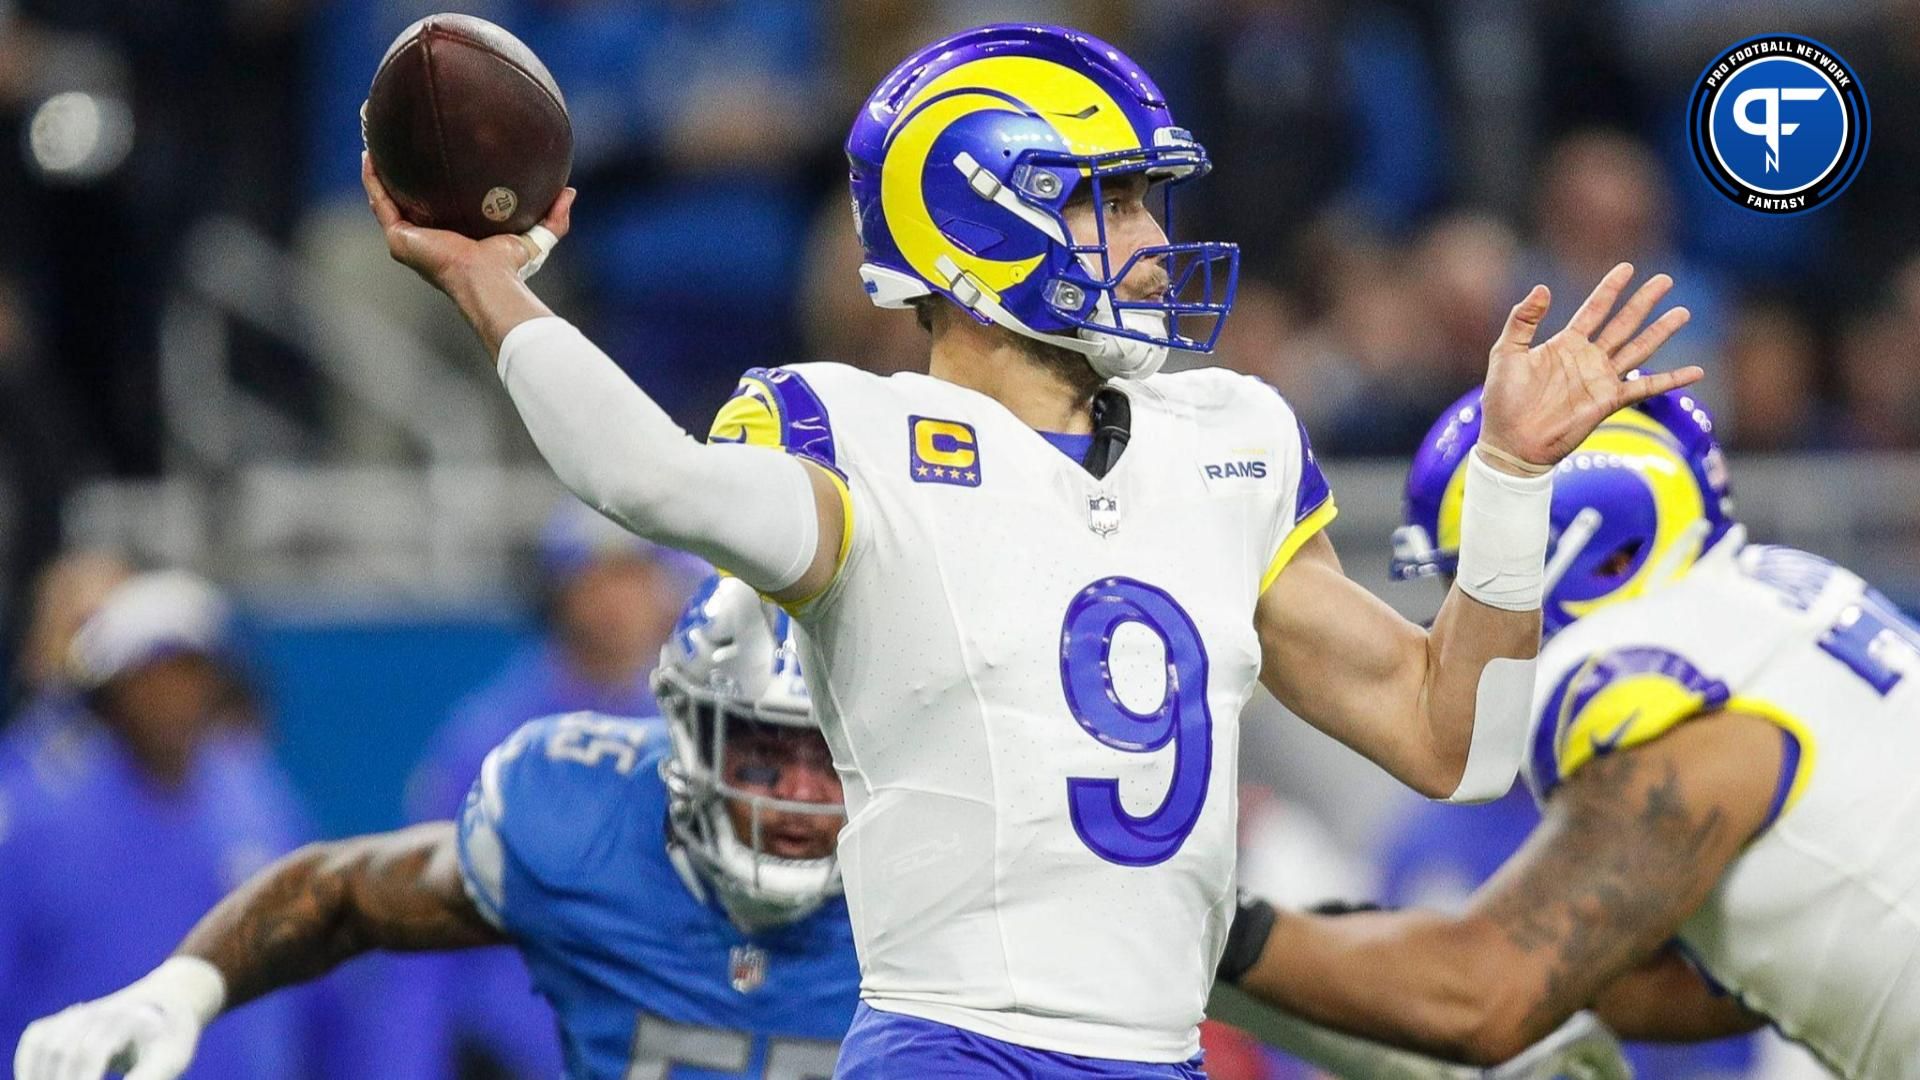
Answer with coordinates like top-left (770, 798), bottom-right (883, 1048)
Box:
top-left (847, 23), bottom-right (1238, 380)
top-left (1393, 382), bottom-right (1736, 637)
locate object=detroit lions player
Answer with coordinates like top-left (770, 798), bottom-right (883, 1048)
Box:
top-left (358, 22), bottom-right (1699, 1074)
top-left (14, 577), bottom-right (858, 1080)
top-left (1219, 387), bottom-right (1920, 1078)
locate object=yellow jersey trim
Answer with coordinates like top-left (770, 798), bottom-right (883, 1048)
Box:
top-left (1260, 497), bottom-right (1338, 595)
top-left (1724, 694), bottom-right (1818, 822)
top-left (779, 462), bottom-right (855, 615)
top-left (1554, 663), bottom-right (1709, 779)
top-left (707, 376), bottom-right (784, 448)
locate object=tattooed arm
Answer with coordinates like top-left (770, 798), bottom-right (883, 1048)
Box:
top-left (15, 823), bottom-right (506, 1080)
top-left (1591, 947), bottom-right (1767, 1042)
top-left (180, 821), bottom-right (505, 1007)
top-left (1233, 710), bottom-right (1785, 1065)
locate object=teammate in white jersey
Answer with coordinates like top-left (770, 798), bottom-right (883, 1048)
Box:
top-left (1221, 385), bottom-right (1920, 1079)
top-left (357, 22), bottom-right (1698, 1074)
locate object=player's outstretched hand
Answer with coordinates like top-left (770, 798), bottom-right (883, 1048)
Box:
top-left (361, 150), bottom-right (575, 293)
top-left (13, 995), bottom-right (202, 1080)
top-left (1478, 263), bottom-right (1699, 472)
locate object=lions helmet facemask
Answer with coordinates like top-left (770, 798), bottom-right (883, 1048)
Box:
top-left (848, 22), bottom-right (1239, 381)
top-left (1394, 380), bottom-right (1737, 638)
top-left (655, 577), bottom-right (842, 931)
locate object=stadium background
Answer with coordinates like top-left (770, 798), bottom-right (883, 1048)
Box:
top-left (1, 0), bottom-right (1917, 1077)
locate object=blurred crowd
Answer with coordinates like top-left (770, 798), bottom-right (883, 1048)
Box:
top-left (0, 505), bottom-right (701, 1079)
top-left (2, 0), bottom-right (1920, 629)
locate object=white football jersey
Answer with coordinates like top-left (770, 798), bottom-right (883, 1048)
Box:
top-left (1525, 537), bottom-right (1920, 1079)
top-left (707, 362), bottom-right (1334, 1061)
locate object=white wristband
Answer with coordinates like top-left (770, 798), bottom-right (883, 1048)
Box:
top-left (133, 957), bottom-right (228, 1026)
top-left (1455, 446), bottom-right (1555, 611)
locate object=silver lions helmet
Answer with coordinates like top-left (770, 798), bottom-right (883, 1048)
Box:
top-left (654, 576), bottom-right (843, 931)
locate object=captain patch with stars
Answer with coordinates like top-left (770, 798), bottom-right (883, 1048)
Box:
top-left (1689, 33), bottom-right (1869, 214)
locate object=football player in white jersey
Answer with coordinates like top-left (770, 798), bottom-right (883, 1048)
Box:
top-left (1219, 385), bottom-right (1920, 1079)
top-left (358, 22), bottom-right (1698, 1076)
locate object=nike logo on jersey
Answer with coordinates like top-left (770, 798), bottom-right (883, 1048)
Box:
top-left (1589, 710), bottom-right (1640, 756)
top-left (707, 384), bottom-right (778, 445)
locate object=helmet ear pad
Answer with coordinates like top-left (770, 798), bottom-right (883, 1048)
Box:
top-left (922, 111), bottom-right (1076, 265)
top-left (914, 112), bottom-right (1114, 343)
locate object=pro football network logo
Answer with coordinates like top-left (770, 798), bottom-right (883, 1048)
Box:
top-left (1689, 34), bottom-right (1868, 214)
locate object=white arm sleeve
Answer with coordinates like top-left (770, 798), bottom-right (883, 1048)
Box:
top-left (1444, 655), bottom-right (1536, 804)
top-left (496, 317), bottom-right (821, 593)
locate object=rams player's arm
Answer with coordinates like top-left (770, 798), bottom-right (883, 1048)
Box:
top-left (178, 822), bottom-right (505, 1011)
top-left (488, 314), bottom-right (846, 605)
top-left (1591, 948), bottom-right (1767, 1042)
top-left (361, 153), bottom-right (842, 603)
top-left (1256, 529), bottom-right (1540, 799)
top-left (1230, 709), bottom-right (1780, 1065)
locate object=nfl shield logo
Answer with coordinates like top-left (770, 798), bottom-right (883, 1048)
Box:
top-left (1087, 493), bottom-right (1120, 537)
top-left (729, 944), bottom-right (768, 994)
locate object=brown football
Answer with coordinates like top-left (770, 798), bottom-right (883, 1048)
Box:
top-left (364, 14), bottom-right (572, 238)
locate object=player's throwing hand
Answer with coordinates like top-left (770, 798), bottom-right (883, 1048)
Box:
top-left (362, 150), bottom-right (574, 293)
top-left (1478, 262), bottom-right (1698, 472)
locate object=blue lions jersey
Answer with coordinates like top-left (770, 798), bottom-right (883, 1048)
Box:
top-left (455, 713), bottom-right (859, 1080)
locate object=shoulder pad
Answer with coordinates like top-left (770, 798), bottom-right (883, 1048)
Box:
top-left (1136, 365), bottom-right (1261, 413)
top-left (458, 713), bottom-right (668, 925)
top-left (1222, 376), bottom-right (1333, 591)
top-left (707, 365), bottom-right (872, 471)
top-left (1527, 645), bottom-right (1730, 799)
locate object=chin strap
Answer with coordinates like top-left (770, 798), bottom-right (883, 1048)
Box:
top-left (1078, 295), bottom-right (1171, 380)
top-left (712, 877), bottom-right (826, 934)
top-left (1082, 387), bottom-right (1133, 479)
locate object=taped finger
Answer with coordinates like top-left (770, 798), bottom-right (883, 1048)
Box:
top-left (517, 224), bottom-right (558, 282)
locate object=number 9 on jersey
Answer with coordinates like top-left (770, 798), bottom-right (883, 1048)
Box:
top-left (1059, 577), bottom-right (1215, 867)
